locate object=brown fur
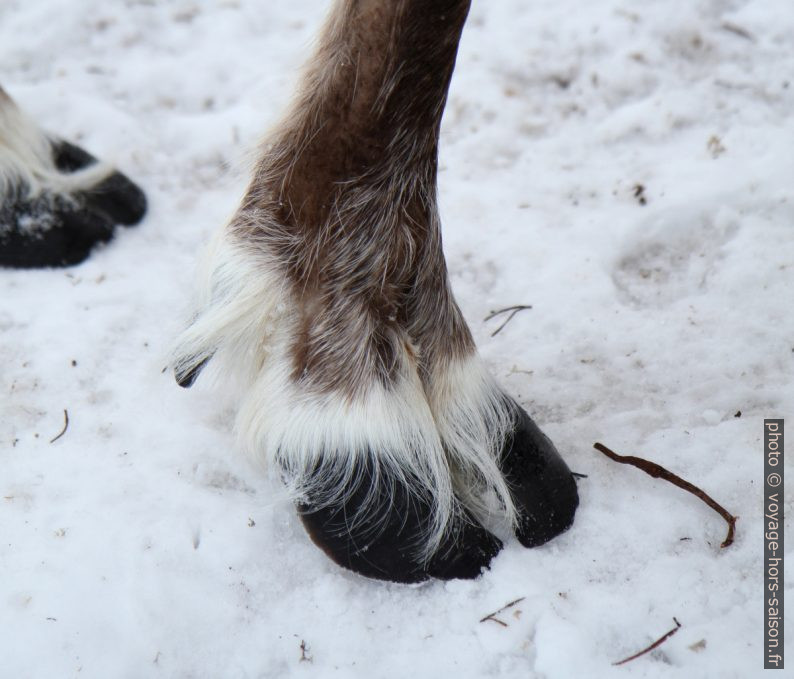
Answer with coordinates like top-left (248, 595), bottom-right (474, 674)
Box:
top-left (230, 0), bottom-right (475, 399)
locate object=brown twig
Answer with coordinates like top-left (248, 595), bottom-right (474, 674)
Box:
top-left (593, 442), bottom-right (737, 548)
top-left (479, 597), bottom-right (526, 627)
top-left (299, 639), bottom-right (312, 663)
top-left (484, 305), bottom-right (532, 337)
top-left (49, 409), bottom-right (70, 444)
top-left (613, 618), bottom-right (682, 666)
top-left (721, 22), bottom-right (754, 41)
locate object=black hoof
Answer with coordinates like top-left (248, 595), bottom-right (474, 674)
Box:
top-left (0, 141), bottom-right (147, 269)
top-left (0, 192), bottom-right (115, 268)
top-left (500, 403), bottom-right (579, 548)
top-left (424, 519), bottom-right (503, 581)
top-left (52, 140), bottom-right (147, 227)
top-left (174, 355), bottom-right (211, 388)
top-left (297, 457), bottom-right (503, 583)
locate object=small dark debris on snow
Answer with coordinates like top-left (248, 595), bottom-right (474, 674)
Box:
top-left (632, 183), bottom-right (647, 205)
top-left (734, 410), bottom-right (742, 418)
top-left (479, 597), bottom-right (526, 627)
top-left (49, 409), bottom-right (70, 443)
top-left (707, 135), bottom-right (726, 158)
top-left (721, 22), bottom-right (754, 41)
top-left (614, 618), bottom-right (682, 666)
top-left (484, 305), bottom-right (533, 337)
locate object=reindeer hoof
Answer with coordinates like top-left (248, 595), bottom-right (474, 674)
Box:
top-left (52, 140), bottom-right (147, 227)
top-left (0, 140), bottom-right (146, 269)
top-left (297, 458), bottom-right (503, 583)
top-left (501, 404), bottom-right (579, 547)
top-left (424, 520), bottom-right (503, 581)
top-left (0, 194), bottom-right (115, 268)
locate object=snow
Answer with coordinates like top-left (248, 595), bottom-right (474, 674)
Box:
top-left (1, 0), bottom-right (792, 677)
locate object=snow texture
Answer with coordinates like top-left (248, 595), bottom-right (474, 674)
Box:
top-left (1, 0), bottom-right (792, 677)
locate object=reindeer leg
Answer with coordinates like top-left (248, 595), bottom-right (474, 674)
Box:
top-left (175, 0), bottom-right (577, 582)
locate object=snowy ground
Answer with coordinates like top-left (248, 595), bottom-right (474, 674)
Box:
top-left (1, 0), bottom-right (792, 677)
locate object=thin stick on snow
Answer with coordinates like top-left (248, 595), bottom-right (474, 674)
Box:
top-left (479, 597), bottom-right (526, 627)
top-left (613, 618), bottom-right (682, 666)
top-left (593, 442), bottom-right (738, 548)
top-left (49, 409), bottom-right (70, 443)
top-left (484, 305), bottom-right (532, 337)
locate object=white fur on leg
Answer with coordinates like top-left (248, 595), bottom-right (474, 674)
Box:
top-left (240, 362), bottom-right (458, 551)
top-left (173, 229), bottom-right (457, 556)
top-left (171, 229), bottom-right (292, 392)
top-left (173, 230), bottom-right (520, 559)
top-left (0, 88), bottom-right (112, 208)
top-left (429, 355), bottom-right (519, 530)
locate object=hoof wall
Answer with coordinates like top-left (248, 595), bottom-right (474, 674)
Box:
top-left (297, 458), bottom-right (502, 583)
top-left (52, 140), bottom-right (147, 227)
top-left (500, 404), bottom-right (579, 547)
top-left (0, 194), bottom-right (114, 268)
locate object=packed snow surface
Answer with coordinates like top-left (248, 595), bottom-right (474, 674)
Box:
top-left (1, 1), bottom-right (792, 677)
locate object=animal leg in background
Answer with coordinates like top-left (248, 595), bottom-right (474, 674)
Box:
top-left (0, 86), bottom-right (146, 268)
